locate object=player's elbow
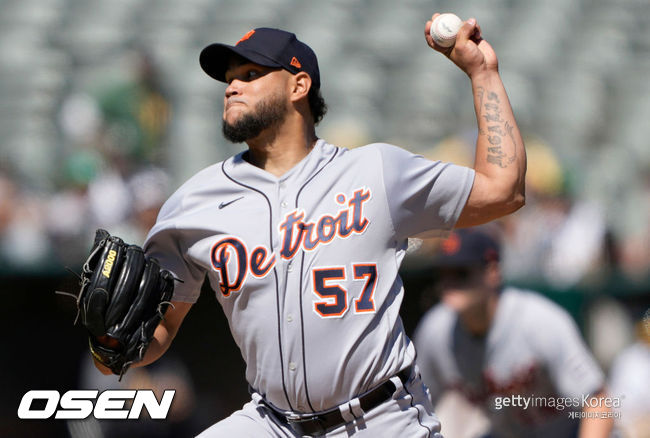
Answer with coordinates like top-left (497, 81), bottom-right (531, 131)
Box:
top-left (456, 176), bottom-right (525, 227)
top-left (483, 191), bottom-right (524, 222)
top-left (456, 191), bottom-right (524, 228)
top-left (493, 172), bottom-right (526, 215)
top-left (505, 189), bottom-right (525, 215)
top-left (484, 175), bottom-right (526, 216)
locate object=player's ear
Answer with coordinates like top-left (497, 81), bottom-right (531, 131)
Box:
top-left (289, 72), bottom-right (311, 103)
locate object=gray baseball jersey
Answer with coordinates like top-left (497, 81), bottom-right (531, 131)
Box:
top-left (144, 139), bottom-right (474, 414)
top-left (414, 287), bottom-right (605, 438)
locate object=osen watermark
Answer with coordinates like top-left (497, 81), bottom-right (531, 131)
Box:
top-left (18, 389), bottom-right (175, 420)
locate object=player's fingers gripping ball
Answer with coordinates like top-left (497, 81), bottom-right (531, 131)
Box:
top-left (76, 229), bottom-right (175, 379)
top-left (430, 13), bottom-right (463, 48)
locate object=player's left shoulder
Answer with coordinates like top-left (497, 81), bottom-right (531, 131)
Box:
top-left (504, 287), bottom-right (578, 330)
top-left (503, 286), bottom-right (555, 308)
top-left (347, 142), bottom-right (430, 170)
top-left (323, 141), bottom-right (396, 169)
top-left (351, 142), bottom-right (417, 156)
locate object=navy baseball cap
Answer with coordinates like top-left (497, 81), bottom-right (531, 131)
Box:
top-left (200, 27), bottom-right (321, 89)
top-left (433, 229), bottom-right (500, 268)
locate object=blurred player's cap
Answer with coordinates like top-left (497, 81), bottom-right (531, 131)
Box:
top-left (433, 229), bottom-right (500, 267)
top-left (200, 27), bottom-right (320, 89)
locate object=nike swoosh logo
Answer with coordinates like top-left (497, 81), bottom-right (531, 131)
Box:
top-left (219, 196), bottom-right (244, 209)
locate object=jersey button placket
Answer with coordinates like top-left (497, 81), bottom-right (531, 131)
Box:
top-left (273, 181), bottom-right (286, 249)
top-left (279, 180), bottom-right (289, 210)
top-left (277, 179), bottom-right (302, 404)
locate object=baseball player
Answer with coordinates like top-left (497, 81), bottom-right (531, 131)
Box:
top-left (413, 228), bottom-right (614, 438)
top-left (91, 15), bottom-right (527, 437)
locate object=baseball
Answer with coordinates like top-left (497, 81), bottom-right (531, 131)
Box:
top-left (430, 13), bottom-right (463, 48)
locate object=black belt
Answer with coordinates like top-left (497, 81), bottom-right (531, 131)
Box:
top-left (266, 365), bottom-right (413, 437)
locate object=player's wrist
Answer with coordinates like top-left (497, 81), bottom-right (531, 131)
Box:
top-left (467, 66), bottom-right (500, 82)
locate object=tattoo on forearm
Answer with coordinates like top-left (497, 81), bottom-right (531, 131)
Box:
top-left (488, 126), bottom-right (504, 135)
top-left (504, 121), bottom-right (517, 164)
top-left (477, 87), bottom-right (485, 136)
top-left (477, 87), bottom-right (517, 168)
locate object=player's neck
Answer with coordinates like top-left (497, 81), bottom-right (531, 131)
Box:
top-left (245, 118), bottom-right (317, 177)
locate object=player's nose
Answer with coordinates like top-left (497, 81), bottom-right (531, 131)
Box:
top-left (225, 80), bottom-right (242, 98)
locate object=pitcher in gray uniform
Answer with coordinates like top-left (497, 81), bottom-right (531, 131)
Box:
top-left (414, 228), bottom-right (614, 438)
top-left (92, 14), bottom-right (527, 437)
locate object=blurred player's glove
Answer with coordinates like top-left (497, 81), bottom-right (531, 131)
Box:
top-left (74, 229), bottom-right (175, 379)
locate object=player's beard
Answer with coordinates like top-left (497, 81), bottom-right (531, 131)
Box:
top-left (222, 92), bottom-right (288, 143)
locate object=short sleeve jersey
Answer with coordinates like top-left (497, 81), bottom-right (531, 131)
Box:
top-left (144, 139), bottom-right (474, 413)
top-left (414, 287), bottom-right (605, 438)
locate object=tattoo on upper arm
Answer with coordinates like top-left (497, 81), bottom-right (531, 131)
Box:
top-left (477, 87), bottom-right (517, 168)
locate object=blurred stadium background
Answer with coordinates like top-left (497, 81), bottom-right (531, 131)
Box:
top-left (1, 0), bottom-right (648, 437)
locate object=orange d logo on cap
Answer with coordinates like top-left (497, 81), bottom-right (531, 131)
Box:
top-left (237, 29), bottom-right (256, 45)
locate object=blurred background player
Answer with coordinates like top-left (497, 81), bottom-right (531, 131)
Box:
top-left (608, 310), bottom-right (650, 438)
top-left (413, 227), bottom-right (614, 438)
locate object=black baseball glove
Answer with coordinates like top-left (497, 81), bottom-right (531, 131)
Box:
top-left (72, 229), bottom-right (175, 379)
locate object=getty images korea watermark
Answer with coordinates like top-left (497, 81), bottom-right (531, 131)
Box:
top-left (18, 389), bottom-right (175, 419)
top-left (493, 394), bottom-right (622, 419)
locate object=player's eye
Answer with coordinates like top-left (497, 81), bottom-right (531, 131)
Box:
top-left (245, 69), bottom-right (260, 80)
top-left (225, 66), bottom-right (266, 84)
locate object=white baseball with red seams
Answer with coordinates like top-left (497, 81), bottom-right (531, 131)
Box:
top-left (430, 13), bottom-right (463, 48)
